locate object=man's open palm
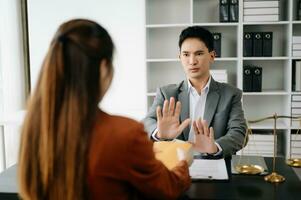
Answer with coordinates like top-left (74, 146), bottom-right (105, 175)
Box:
top-left (156, 97), bottom-right (190, 139)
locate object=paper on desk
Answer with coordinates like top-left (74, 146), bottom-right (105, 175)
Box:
top-left (189, 159), bottom-right (228, 180)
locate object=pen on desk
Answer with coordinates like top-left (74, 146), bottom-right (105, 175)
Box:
top-left (192, 174), bottom-right (213, 179)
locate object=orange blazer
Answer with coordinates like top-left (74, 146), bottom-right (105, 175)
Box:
top-left (87, 110), bottom-right (190, 200)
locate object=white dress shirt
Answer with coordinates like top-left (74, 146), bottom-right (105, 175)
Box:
top-left (187, 77), bottom-right (210, 142)
top-left (187, 77), bottom-right (222, 155)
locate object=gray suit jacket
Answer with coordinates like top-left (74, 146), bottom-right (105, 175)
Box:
top-left (143, 78), bottom-right (247, 157)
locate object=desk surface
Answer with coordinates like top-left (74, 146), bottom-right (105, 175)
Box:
top-left (186, 157), bottom-right (301, 200)
top-left (1, 157), bottom-right (300, 200)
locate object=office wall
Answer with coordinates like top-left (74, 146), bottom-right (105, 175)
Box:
top-left (0, 0), bottom-right (146, 171)
top-left (27, 0), bottom-right (147, 120)
top-left (0, 0), bottom-right (27, 170)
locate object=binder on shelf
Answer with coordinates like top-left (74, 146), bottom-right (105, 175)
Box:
top-left (262, 32), bottom-right (273, 57)
top-left (220, 0), bottom-right (229, 22)
top-left (243, 32), bottom-right (253, 57)
top-left (293, 61), bottom-right (296, 91)
top-left (213, 32), bottom-right (221, 57)
top-left (253, 32), bottom-right (263, 57)
top-left (243, 66), bottom-right (253, 92)
top-left (252, 66), bottom-right (262, 92)
top-left (298, 0), bottom-right (301, 20)
top-left (229, 0), bottom-right (238, 22)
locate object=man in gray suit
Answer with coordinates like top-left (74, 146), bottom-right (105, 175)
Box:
top-left (143, 26), bottom-right (247, 158)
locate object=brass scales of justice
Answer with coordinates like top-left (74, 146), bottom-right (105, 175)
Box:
top-left (234, 113), bottom-right (301, 183)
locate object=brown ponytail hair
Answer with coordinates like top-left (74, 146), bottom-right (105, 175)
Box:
top-left (18, 19), bottom-right (114, 200)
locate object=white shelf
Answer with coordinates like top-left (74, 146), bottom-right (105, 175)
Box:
top-left (192, 22), bottom-right (239, 27)
top-left (243, 21), bottom-right (290, 25)
top-left (292, 57), bottom-right (301, 59)
top-left (292, 92), bottom-right (301, 95)
top-left (292, 21), bottom-right (301, 24)
top-left (243, 57), bottom-right (289, 60)
top-left (146, 24), bottom-right (190, 28)
top-left (147, 58), bottom-right (179, 62)
top-left (243, 91), bottom-right (289, 95)
top-left (215, 57), bottom-right (238, 61)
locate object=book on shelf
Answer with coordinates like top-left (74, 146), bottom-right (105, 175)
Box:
top-left (295, 61), bottom-right (301, 91)
top-left (292, 134), bottom-right (301, 140)
top-left (291, 154), bottom-right (301, 158)
top-left (243, 7), bottom-right (279, 15)
top-left (243, 145), bottom-right (274, 152)
top-left (293, 51), bottom-right (301, 57)
top-left (237, 150), bottom-right (273, 157)
top-left (248, 134), bottom-right (273, 141)
top-left (243, 1), bottom-right (279, 8)
top-left (293, 44), bottom-right (301, 50)
top-left (292, 36), bottom-right (301, 43)
top-left (243, 14), bottom-right (279, 22)
top-left (292, 141), bottom-right (301, 148)
top-left (292, 120), bottom-right (301, 127)
top-left (229, 0), bottom-right (239, 22)
top-left (292, 108), bottom-right (301, 115)
top-left (219, 0), bottom-right (229, 22)
top-left (292, 148), bottom-right (301, 154)
top-left (292, 101), bottom-right (301, 108)
top-left (292, 95), bottom-right (301, 101)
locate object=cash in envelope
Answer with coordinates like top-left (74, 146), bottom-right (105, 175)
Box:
top-left (153, 140), bottom-right (193, 170)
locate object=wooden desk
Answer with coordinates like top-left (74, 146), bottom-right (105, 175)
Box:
top-left (1, 158), bottom-right (300, 200)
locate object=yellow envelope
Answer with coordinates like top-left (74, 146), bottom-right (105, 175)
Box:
top-left (153, 140), bottom-right (193, 170)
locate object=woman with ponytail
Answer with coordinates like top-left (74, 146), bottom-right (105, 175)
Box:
top-left (18, 19), bottom-right (190, 200)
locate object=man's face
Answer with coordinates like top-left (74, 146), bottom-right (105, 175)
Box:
top-left (179, 38), bottom-right (215, 81)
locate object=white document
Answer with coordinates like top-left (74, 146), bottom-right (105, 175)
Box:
top-left (189, 159), bottom-right (228, 180)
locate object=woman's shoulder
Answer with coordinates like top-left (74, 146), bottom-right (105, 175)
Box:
top-left (97, 110), bottom-right (145, 134)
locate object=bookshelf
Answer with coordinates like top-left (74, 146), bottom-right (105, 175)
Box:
top-left (145, 0), bottom-right (301, 158)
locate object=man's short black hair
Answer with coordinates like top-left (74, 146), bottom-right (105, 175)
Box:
top-left (178, 26), bottom-right (214, 52)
